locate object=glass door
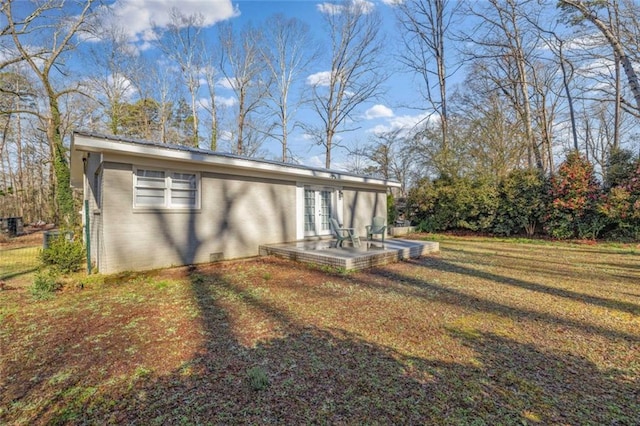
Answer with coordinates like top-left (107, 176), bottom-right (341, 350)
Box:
top-left (304, 188), bottom-right (333, 236)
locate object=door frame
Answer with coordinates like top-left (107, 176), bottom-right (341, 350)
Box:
top-left (296, 184), bottom-right (343, 239)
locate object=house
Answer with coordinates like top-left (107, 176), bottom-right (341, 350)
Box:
top-left (70, 132), bottom-right (400, 274)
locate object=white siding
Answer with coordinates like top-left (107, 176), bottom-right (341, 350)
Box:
top-left (98, 159), bottom-right (296, 273)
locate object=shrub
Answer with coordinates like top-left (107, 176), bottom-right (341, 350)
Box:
top-left (545, 151), bottom-right (605, 239)
top-left (600, 160), bottom-right (640, 240)
top-left (30, 269), bottom-right (61, 299)
top-left (387, 192), bottom-right (397, 225)
top-left (408, 176), bottom-right (498, 233)
top-left (493, 169), bottom-right (547, 237)
top-left (40, 233), bottom-right (85, 273)
top-left (604, 147), bottom-right (636, 189)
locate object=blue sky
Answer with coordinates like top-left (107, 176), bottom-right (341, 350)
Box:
top-left (97, 0), bottom-right (437, 169)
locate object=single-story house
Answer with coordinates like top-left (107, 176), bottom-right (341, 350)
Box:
top-left (70, 131), bottom-right (400, 274)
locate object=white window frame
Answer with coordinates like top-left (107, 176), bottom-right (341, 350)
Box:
top-left (133, 167), bottom-right (200, 210)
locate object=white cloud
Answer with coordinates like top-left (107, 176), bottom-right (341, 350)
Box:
top-left (216, 76), bottom-right (238, 90)
top-left (199, 95), bottom-right (237, 111)
top-left (316, 2), bottom-right (344, 15)
top-left (381, 0), bottom-right (403, 5)
top-left (98, 0), bottom-right (239, 43)
top-left (368, 111), bottom-right (433, 136)
top-left (217, 96), bottom-right (237, 107)
top-left (301, 133), bottom-right (317, 141)
top-left (564, 32), bottom-right (607, 51)
top-left (305, 155), bottom-right (327, 169)
top-left (107, 73), bottom-right (136, 100)
top-left (219, 130), bottom-right (233, 141)
top-left (317, 0), bottom-right (375, 15)
top-left (364, 104), bottom-right (394, 119)
top-left (306, 71), bottom-right (332, 86)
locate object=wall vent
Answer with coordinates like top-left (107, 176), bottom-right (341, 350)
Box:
top-left (210, 252), bottom-right (224, 262)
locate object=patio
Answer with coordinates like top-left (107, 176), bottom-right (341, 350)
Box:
top-left (259, 238), bottom-right (439, 270)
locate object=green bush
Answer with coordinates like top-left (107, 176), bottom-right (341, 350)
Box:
top-left (600, 160), bottom-right (640, 240)
top-left (604, 147), bottom-right (636, 189)
top-left (493, 169), bottom-right (547, 237)
top-left (30, 269), bottom-right (61, 299)
top-left (408, 176), bottom-right (498, 233)
top-left (40, 233), bottom-right (85, 273)
top-left (387, 192), bottom-right (397, 225)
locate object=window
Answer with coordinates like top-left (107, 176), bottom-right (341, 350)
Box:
top-left (134, 168), bottom-right (199, 209)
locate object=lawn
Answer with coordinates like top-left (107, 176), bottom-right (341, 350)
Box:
top-left (1, 236), bottom-right (639, 424)
top-left (0, 233), bottom-right (41, 281)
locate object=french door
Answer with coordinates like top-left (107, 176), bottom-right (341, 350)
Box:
top-left (304, 188), bottom-right (333, 237)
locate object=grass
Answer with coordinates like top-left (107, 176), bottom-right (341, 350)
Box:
top-left (0, 245), bottom-right (40, 280)
top-left (1, 235), bottom-right (639, 424)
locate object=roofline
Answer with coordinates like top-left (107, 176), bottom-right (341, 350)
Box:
top-left (70, 131), bottom-right (402, 189)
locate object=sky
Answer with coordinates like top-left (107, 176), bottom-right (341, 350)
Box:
top-left (98, 0), bottom-right (437, 170)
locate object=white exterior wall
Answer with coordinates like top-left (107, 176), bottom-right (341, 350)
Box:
top-left (97, 157), bottom-right (296, 273)
top-left (342, 188), bottom-right (388, 237)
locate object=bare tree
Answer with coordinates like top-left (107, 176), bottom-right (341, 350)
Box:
top-left (308, 0), bottom-right (387, 168)
top-left (560, 0), bottom-right (640, 114)
top-left (260, 14), bottom-right (317, 162)
top-left (1, 0), bottom-right (97, 226)
top-left (367, 129), bottom-right (415, 196)
top-left (155, 9), bottom-right (206, 147)
top-left (83, 21), bottom-right (140, 136)
top-left (462, 0), bottom-right (545, 170)
top-left (201, 59), bottom-right (219, 151)
top-left (396, 0), bottom-right (459, 175)
top-left (219, 23), bottom-right (270, 156)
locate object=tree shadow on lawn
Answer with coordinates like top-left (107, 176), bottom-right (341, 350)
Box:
top-left (364, 259), bottom-right (640, 344)
top-left (3, 260), bottom-right (638, 425)
top-left (414, 254), bottom-right (640, 317)
top-left (442, 245), bottom-right (640, 287)
top-left (65, 266), bottom-right (638, 424)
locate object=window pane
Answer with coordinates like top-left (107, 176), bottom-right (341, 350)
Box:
top-left (139, 170), bottom-right (165, 179)
top-left (320, 191), bottom-right (332, 231)
top-left (136, 193), bottom-right (165, 206)
top-left (304, 189), bottom-right (315, 232)
top-left (137, 169), bottom-right (166, 188)
top-left (137, 188), bottom-right (165, 197)
top-left (137, 177), bottom-right (166, 188)
top-left (135, 169), bottom-right (166, 206)
top-left (171, 189), bottom-right (196, 206)
top-left (170, 173), bottom-right (197, 207)
top-left (171, 173), bottom-right (196, 189)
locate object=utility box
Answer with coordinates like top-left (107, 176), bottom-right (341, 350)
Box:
top-left (43, 230), bottom-right (74, 249)
top-left (5, 217), bottom-right (23, 237)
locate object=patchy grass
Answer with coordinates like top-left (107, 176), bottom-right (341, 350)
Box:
top-left (0, 246), bottom-right (40, 281)
top-left (1, 236), bottom-right (639, 424)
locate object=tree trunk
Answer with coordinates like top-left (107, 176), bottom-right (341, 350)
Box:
top-left (325, 128), bottom-right (333, 169)
top-left (561, 0), bottom-right (640, 112)
top-left (47, 95), bottom-right (75, 228)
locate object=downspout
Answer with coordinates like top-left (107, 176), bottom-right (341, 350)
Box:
top-left (85, 199), bottom-right (91, 275)
top-left (82, 157), bottom-right (91, 275)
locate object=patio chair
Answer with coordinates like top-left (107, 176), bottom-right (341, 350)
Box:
top-left (366, 216), bottom-right (387, 242)
top-left (330, 218), bottom-right (361, 248)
